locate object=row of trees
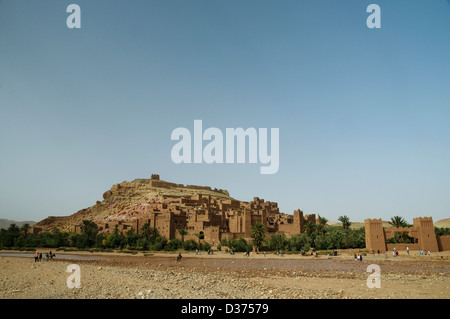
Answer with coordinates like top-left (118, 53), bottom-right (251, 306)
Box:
top-left (1, 215), bottom-right (449, 252)
top-left (247, 216), bottom-right (365, 253)
top-left (249, 215), bottom-right (450, 252)
top-left (0, 221), bottom-right (211, 252)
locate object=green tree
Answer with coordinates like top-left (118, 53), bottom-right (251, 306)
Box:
top-left (182, 239), bottom-right (198, 251)
top-left (106, 232), bottom-right (125, 248)
top-left (338, 215), bottom-right (352, 230)
top-left (268, 233), bottom-right (287, 251)
top-left (80, 220), bottom-right (98, 246)
top-left (51, 227), bottom-right (69, 247)
top-left (250, 222), bottom-right (267, 252)
top-left (140, 224), bottom-right (159, 243)
top-left (166, 238), bottom-right (182, 251)
top-left (140, 223), bottom-right (151, 239)
top-left (195, 232), bottom-right (204, 245)
top-left (20, 223), bottom-right (31, 238)
top-left (388, 216), bottom-right (409, 228)
top-left (288, 233), bottom-right (311, 252)
top-left (435, 227), bottom-right (450, 236)
top-left (305, 221), bottom-right (316, 235)
top-left (178, 228), bottom-right (188, 242)
top-left (388, 216), bottom-right (410, 241)
top-left (125, 228), bottom-right (138, 248)
top-left (317, 217), bottom-right (328, 235)
top-left (229, 238), bottom-right (248, 252)
top-left (4, 224), bottom-right (21, 247)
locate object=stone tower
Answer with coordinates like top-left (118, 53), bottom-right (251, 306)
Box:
top-left (293, 209), bottom-right (303, 234)
top-left (413, 217), bottom-right (439, 252)
top-left (365, 218), bottom-right (387, 253)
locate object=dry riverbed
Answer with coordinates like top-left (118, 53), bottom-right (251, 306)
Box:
top-left (0, 250), bottom-right (449, 299)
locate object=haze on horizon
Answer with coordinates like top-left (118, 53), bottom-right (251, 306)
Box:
top-left (0, 1), bottom-right (449, 225)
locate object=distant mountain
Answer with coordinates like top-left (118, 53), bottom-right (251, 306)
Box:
top-left (435, 218), bottom-right (450, 228)
top-left (327, 221), bottom-right (390, 229)
top-left (0, 218), bottom-right (36, 230)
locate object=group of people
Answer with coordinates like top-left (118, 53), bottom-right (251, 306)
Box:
top-left (392, 246), bottom-right (431, 257)
top-left (34, 251), bottom-right (55, 262)
top-left (354, 253), bottom-right (364, 262)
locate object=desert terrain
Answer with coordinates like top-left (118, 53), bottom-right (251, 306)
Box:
top-left (0, 249), bottom-right (449, 299)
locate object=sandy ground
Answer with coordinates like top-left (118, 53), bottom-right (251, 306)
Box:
top-left (0, 249), bottom-right (449, 299)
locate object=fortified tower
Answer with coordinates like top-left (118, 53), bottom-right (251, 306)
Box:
top-left (365, 218), bottom-right (387, 253)
top-left (413, 217), bottom-right (439, 252)
top-left (365, 217), bottom-right (440, 253)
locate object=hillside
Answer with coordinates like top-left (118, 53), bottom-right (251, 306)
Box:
top-left (32, 175), bottom-right (449, 233)
top-left (435, 218), bottom-right (450, 229)
top-left (33, 176), bottom-right (234, 232)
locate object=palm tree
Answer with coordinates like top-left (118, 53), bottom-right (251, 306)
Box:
top-left (178, 228), bottom-right (188, 242)
top-left (389, 216), bottom-right (409, 241)
top-left (338, 215), bottom-right (351, 230)
top-left (388, 216), bottom-right (408, 228)
top-left (20, 223), bottom-right (31, 238)
top-left (140, 223), bottom-right (152, 239)
top-left (195, 232), bottom-right (204, 245)
top-left (317, 217), bottom-right (328, 235)
top-left (140, 223), bottom-right (159, 241)
top-left (250, 222), bottom-right (267, 252)
top-left (318, 217), bottom-right (328, 227)
top-left (7, 223), bottom-right (20, 233)
top-left (305, 221), bottom-right (316, 235)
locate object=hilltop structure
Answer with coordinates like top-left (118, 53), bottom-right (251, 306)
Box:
top-left (32, 175), bottom-right (317, 244)
top-left (32, 174), bottom-right (450, 251)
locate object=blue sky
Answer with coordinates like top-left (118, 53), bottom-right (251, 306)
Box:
top-left (0, 0), bottom-right (449, 224)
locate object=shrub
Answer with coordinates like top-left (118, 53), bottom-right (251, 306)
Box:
top-left (182, 239), bottom-right (198, 251)
top-left (165, 238), bottom-right (182, 251)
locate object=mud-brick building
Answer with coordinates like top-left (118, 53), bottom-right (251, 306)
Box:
top-left (87, 194), bottom-right (318, 245)
top-left (365, 217), bottom-right (450, 253)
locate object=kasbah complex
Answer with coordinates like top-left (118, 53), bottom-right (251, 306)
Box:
top-left (33, 175), bottom-right (450, 253)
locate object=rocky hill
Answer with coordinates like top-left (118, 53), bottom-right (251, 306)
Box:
top-left (33, 175), bottom-right (450, 233)
top-left (34, 176), bottom-right (234, 232)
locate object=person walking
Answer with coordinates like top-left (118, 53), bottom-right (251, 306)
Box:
top-left (406, 246), bottom-right (409, 255)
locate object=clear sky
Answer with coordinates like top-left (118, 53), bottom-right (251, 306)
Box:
top-left (0, 0), bottom-right (449, 224)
